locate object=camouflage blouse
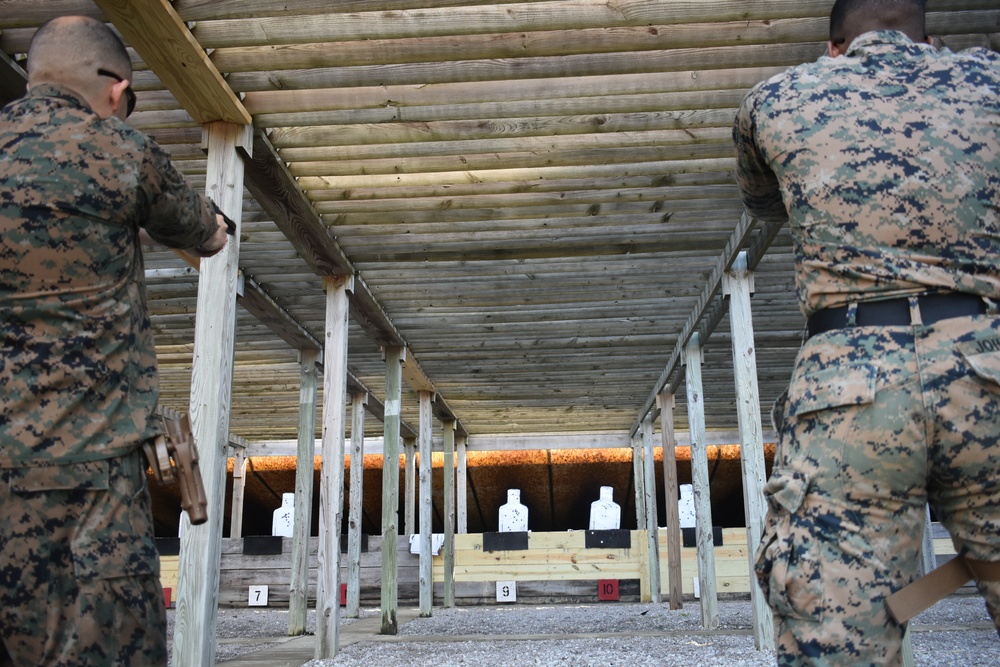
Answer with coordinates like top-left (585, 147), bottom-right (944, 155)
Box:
top-left (734, 30), bottom-right (1000, 317)
top-left (0, 84), bottom-right (218, 466)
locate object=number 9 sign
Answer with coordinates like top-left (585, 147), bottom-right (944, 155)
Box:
top-left (496, 580), bottom-right (517, 602)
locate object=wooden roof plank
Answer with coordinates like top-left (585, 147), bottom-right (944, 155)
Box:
top-left (184, 0), bottom-right (855, 48)
top-left (250, 93), bottom-right (744, 130)
top-left (173, 0), bottom-right (533, 22)
top-left (242, 66), bottom-right (786, 115)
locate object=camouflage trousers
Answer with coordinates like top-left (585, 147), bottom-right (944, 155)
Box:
top-left (0, 449), bottom-right (166, 667)
top-left (758, 310), bottom-right (1000, 666)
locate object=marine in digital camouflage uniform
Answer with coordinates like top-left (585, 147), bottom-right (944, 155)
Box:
top-left (0, 16), bottom-right (228, 667)
top-left (733, 0), bottom-right (1000, 664)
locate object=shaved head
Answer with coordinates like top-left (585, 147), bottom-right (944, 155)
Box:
top-left (27, 16), bottom-right (132, 108)
top-left (830, 0), bottom-right (926, 48)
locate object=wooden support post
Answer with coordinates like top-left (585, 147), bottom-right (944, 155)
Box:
top-left (418, 390), bottom-right (434, 617)
top-left (631, 433), bottom-right (646, 530)
top-left (314, 276), bottom-right (352, 659)
top-left (346, 391), bottom-right (368, 618)
top-left (173, 121), bottom-right (249, 667)
top-left (638, 523), bottom-right (651, 602)
top-left (229, 447), bottom-right (247, 538)
top-left (404, 437), bottom-right (416, 538)
top-left (657, 390), bottom-right (683, 609)
top-left (457, 435), bottom-right (468, 534)
top-left (380, 346), bottom-right (404, 635)
top-left (685, 332), bottom-right (720, 630)
top-left (288, 349), bottom-right (319, 636)
top-left (724, 250), bottom-right (774, 650)
top-left (442, 419), bottom-right (456, 608)
top-left (641, 413), bottom-right (661, 604)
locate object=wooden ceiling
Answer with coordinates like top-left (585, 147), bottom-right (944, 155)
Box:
top-left (2, 0), bottom-right (998, 449)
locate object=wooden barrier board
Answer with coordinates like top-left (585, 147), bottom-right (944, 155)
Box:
top-left (157, 526), bottom-right (963, 607)
top-left (432, 530), bottom-right (647, 583)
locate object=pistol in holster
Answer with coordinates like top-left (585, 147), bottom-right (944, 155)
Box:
top-left (142, 413), bottom-right (209, 525)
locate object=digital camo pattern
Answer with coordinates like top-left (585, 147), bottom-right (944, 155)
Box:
top-left (0, 451), bottom-right (166, 666)
top-left (0, 84), bottom-right (218, 467)
top-left (759, 313), bottom-right (1000, 666)
top-left (734, 31), bottom-right (1000, 317)
top-left (734, 29), bottom-right (1000, 666)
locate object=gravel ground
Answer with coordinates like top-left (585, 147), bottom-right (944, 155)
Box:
top-left (166, 594), bottom-right (1000, 666)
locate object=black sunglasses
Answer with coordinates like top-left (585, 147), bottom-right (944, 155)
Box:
top-left (97, 68), bottom-right (136, 117)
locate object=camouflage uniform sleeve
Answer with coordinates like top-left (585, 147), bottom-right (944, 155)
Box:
top-left (137, 136), bottom-right (219, 250)
top-left (959, 46), bottom-right (1000, 68)
top-left (733, 82), bottom-right (789, 223)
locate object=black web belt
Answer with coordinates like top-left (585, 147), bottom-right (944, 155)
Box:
top-left (807, 292), bottom-right (988, 339)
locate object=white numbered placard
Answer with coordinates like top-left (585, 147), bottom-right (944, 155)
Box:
top-left (496, 580), bottom-right (517, 602)
top-left (249, 585), bottom-right (269, 607)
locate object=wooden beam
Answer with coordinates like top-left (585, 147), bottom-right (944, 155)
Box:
top-left (463, 430), bottom-right (772, 452)
top-left (631, 212), bottom-right (763, 436)
top-left (380, 346), bottom-right (404, 635)
top-left (432, 393), bottom-right (467, 438)
top-left (315, 275), bottom-right (351, 658)
top-left (245, 131), bottom-right (353, 276)
top-left (347, 374), bottom-right (418, 440)
top-left (174, 120), bottom-right (248, 667)
top-left (288, 348), bottom-right (318, 636)
top-left (238, 274), bottom-right (322, 351)
top-left (684, 333), bottom-right (719, 630)
top-left (402, 348), bottom-right (435, 392)
top-left (92, 0), bottom-right (250, 125)
top-left (350, 273), bottom-right (406, 347)
top-left (723, 251), bottom-right (773, 650)
top-left (242, 427), bottom-right (779, 457)
top-left (242, 133), bottom-right (410, 346)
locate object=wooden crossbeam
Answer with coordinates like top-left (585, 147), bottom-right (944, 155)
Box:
top-left (91, 0), bottom-right (250, 125)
